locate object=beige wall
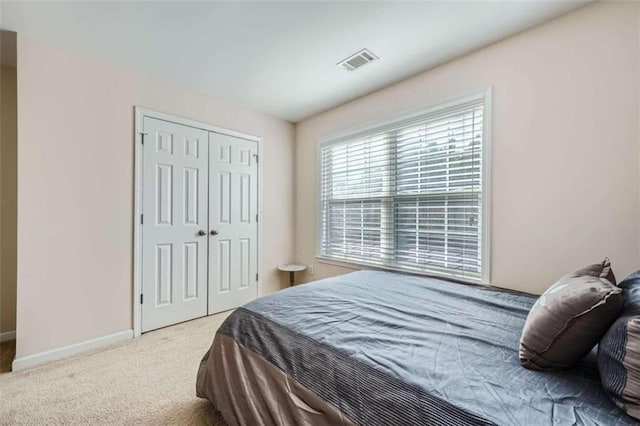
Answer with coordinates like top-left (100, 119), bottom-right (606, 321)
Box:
top-left (295, 2), bottom-right (640, 295)
top-left (16, 35), bottom-right (295, 358)
top-left (0, 64), bottom-right (17, 335)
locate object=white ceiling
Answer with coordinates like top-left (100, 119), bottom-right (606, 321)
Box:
top-left (1, 1), bottom-right (587, 122)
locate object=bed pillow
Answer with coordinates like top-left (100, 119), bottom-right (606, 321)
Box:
top-left (598, 270), bottom-right (640, 420)
top-left (519, 258), bottom-right (622, 370)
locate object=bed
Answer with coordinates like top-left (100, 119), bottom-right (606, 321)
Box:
top-left (196, 270), bottom-right (636, 425)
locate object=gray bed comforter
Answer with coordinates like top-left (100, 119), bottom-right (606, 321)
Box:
top-left (197, 270), bottom-right (637, 425)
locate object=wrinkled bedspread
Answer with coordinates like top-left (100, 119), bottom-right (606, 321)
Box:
top-left (197, 270), bottom-right (636, 425)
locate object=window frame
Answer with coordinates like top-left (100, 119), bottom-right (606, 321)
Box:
top-left (315, 88), bottom-right (492, 285)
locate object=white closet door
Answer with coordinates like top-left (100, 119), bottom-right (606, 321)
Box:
top-left (141, 117), bottom-right (209, 332)
top-left (209, 133), bottom-right (259, 313)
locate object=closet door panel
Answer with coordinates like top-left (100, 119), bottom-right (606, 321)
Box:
top-left (208, 133), bottom-right (258, 313)
top-left (141, 117), bottom-right (208, 332)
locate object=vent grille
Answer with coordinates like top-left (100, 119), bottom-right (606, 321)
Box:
top-left (338, 49), bottom-right (378, 71)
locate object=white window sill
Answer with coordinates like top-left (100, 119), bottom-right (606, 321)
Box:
top-left (315, 255), bottom-right (489, 286)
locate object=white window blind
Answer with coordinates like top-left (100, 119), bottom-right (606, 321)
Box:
top-left (319, 94), bottom-right (488, 282)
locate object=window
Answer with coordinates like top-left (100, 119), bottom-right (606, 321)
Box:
top-left (318, 91), bottom-right (490, 283)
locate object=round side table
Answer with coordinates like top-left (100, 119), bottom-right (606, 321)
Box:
top-left (278, 264), bottom-right (307, 286)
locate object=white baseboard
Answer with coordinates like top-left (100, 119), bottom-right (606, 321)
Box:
top-left (0, 330), bottom-right (16, 343)
top-left (12, 329), bottom-right (133, 372)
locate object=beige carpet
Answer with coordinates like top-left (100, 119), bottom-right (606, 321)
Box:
top-left (0, 312), bottom-right (232, 425)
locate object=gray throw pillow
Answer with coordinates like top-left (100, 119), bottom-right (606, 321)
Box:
top-left (598, 270), bottom-right (640, 420)
top-left (519, 258), bottom-right (622, 370)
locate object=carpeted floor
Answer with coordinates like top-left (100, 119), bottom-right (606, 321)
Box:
top-left (0, 312), bottom-right (232, 425)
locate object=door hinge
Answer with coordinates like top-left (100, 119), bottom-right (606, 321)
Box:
top-left (140, 132), bottom-right (147, 145)
top-left (256, 273), bottom-right (259, 282)
top-left (140, 294), bottom-right (144, 304)
top-left (253, 153), bottom-right (259, 164)
top-left (255, 214), bottom-right (258, 222)
top-left (140, 214), bottom-right (144, 225)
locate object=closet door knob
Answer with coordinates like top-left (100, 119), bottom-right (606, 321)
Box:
top-left (198, 230), bottom-right (207, 236)
top-left (210, 230), bottom-right (219, 236)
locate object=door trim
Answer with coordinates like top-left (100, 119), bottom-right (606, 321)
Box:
top-left (133, 107), bottom-right (264, 338)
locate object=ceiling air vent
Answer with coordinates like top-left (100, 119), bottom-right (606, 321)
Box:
top-left (338, 48), bottom-right (378, 71)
